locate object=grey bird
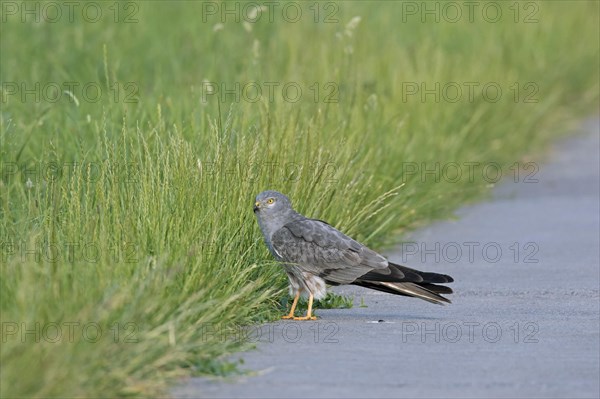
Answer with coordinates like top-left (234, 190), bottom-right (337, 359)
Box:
top-left (253, 190), bottom-right (454, 320)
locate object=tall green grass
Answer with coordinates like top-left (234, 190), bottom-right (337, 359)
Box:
top-left (1, 1), bottom-right (598, 397)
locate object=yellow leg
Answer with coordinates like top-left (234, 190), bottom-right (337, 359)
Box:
top-left (281, 292), bottom-right (300, 319)
top-left (293, 293), bottom-right (317, 320)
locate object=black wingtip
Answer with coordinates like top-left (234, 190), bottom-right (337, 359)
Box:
top-left (388, 261), bottom-right (454, 284)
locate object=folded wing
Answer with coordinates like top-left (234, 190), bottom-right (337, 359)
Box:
top-left (271, 218), bottom-right (454, 304)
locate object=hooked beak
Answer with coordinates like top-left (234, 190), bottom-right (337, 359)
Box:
top-left (253, 201), bottom-right (260, 213)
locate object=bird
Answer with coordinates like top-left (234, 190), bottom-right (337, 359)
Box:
top-left (253, 190), bottom-right (454, 320)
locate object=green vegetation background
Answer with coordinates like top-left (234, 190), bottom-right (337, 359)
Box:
top-left (1, 1), bottom-right (598, 396)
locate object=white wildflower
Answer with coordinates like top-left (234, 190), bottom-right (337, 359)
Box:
top-left (202, 79), bottom-right (215, 94)
top-left (247, 5), bottom-right (266, 21)
top-left (345, 16), bottom-right (361, 37)
top-left (364, 94), bottom-right (378, 111)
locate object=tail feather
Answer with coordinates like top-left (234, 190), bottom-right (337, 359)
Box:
top-left (353, 261), bottom-right (454, 305)
top-left (419, 283), bottom-right (453, 295)
top-left (353, 281), bottom-right (451, 304)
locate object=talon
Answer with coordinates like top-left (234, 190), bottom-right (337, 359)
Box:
top-left (292, 316), bottom-right (317, 321)
top-left (290, 293), bottom-right (317, 320)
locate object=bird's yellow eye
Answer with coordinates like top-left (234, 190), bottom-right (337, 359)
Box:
top-left (267, 198), bottom-right (275, 204)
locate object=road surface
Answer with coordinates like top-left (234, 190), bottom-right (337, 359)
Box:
top-left (174, 118), bottom-right (600, 399)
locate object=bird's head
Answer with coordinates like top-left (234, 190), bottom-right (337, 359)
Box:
top-left (253, 190), bottom-right (292, 216)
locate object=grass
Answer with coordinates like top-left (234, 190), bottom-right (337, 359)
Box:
top-left (1, 0), bottom-right (599, 397)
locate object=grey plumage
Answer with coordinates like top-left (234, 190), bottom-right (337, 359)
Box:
top-left (253, 190), bottom-right (453, 318)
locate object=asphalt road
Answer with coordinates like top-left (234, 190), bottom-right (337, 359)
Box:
top-left (173, 119), bottom-right (600, 399)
